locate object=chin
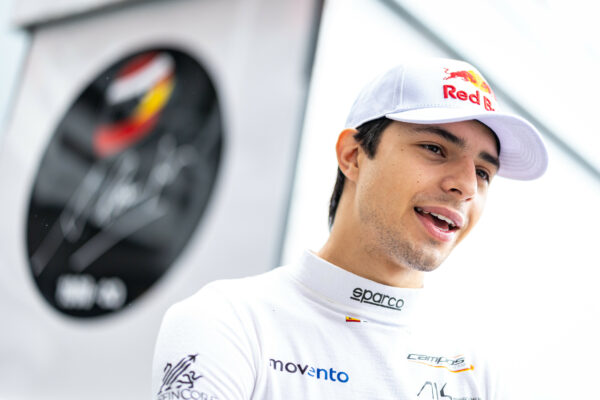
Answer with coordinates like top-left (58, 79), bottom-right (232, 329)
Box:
top-left (405, 256), bottom-right (444, 272)
top-left (388, 241), bottom-right (449, 273)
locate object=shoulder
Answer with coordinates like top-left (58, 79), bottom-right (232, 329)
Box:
top-left (152, 268), bottom-right (295, 400)
top-left (164, 264), bottom-right (294, 324)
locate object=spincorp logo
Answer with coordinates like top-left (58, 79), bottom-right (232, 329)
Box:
top-left (269, 359), bottom-right (349, 383)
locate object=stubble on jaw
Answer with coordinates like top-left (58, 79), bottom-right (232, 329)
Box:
top-left (359, 205), bottom-right (445, 273)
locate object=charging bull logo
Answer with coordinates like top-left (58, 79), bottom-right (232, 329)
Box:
top-left (443, 68), bottom-right (494, 97)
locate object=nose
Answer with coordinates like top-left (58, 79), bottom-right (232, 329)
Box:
top-left (440, 157), bottom-right (478, 201)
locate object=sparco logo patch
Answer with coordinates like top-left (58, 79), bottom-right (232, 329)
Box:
top-left (350, 287), bottom-right (404, 311)
top-left (158, 354), bottom-right (218, 400)
top-left (26, 48), bottom-right (223, 318)
top-left (269, 358), bottom-right (349, 383)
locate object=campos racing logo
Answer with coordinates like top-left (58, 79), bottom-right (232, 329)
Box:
top-left (443, 68), bottom-right (496, 111)
top-left (408, 353), bottom-right (474, 373)
top-left (269, 358), bottom-right (349, 383)
top-left (417, 381), bottom-right (481, 400)
top-left (26, 47), bottom-right (223, 318)
top-left (350, 287), bottom-right (404, 311)
top-left (157, 354), bottom-right (217, 400)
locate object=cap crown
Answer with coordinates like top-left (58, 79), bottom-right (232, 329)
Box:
top-left (346, 59), bottom-right (498, 129)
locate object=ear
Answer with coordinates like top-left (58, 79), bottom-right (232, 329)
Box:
top-left (336, 128), bottom-right (360, 183)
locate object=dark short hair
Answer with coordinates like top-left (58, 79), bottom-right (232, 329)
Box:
top-left (328, 117), bottom-right (393, 228)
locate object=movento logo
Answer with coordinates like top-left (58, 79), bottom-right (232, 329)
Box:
top-left (269, 359), bottom-right (349, 383)
top-left (350, 287), bottom-right (404, 311)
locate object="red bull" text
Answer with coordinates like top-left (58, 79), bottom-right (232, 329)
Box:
top-left (443, 84), bottom-right (495, 112)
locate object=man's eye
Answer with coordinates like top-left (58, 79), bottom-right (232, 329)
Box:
top-left (476, 169), bottom-right (490, 182)
top-left (422, 144), bottom-right (443, 155)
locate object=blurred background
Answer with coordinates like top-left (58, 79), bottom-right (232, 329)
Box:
top-left (0, 0), bottom-right (598, 398)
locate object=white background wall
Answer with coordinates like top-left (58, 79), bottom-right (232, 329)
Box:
top-left (0, 0), bottom-right (27, 134)
top-left (282, 0), bottom-right (600, 398)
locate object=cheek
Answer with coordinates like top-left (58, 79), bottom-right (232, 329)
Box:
top-left (358, 169), bottom-right (407, 217)
top-left (358, 154), bottom-right (429, 212)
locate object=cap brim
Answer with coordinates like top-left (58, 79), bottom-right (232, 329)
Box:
top-left (385, 108), bottom-right (548, 180)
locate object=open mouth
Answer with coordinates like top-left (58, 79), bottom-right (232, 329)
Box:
top-left (414, 207), bottom-right (459, 232)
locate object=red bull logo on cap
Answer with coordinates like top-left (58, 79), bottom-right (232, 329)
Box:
top-left (443, 68), bottom-right (494, 96)
top-left (442, 68), bottom-right (496, 112)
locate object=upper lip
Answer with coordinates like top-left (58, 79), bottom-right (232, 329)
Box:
top-left (415, 206), bottom-right (465, 229)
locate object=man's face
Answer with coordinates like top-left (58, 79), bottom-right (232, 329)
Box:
top-left (354, 120), bottom-right (499, 272)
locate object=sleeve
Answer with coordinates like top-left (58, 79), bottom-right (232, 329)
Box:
top-left (152, 283), bottom-right (257, 400)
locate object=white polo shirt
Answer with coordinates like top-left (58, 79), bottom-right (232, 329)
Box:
top-left (152, 251), bottom-right (502, 399)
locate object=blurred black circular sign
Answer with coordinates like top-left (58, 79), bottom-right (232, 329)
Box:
top-left (26, 48), bottom-right (223, 318)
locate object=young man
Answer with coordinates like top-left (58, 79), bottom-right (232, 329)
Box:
top-left (152, 58), bottom-right (547, 399)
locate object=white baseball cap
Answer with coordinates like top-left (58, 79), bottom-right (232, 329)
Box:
top-left (345, 58), bottom-right (548, 180)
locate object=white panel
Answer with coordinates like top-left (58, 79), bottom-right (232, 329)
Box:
top-left (283, 0), bottom-right (600, 399)
top-left (0, 0), bottom-right (28, 135)
top-left (11, 0), bottom-right (134, 27)
top-left (0, 0), bottom-right (318, 398)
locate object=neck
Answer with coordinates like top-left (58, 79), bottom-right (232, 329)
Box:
top-left (317, 225), bottom-right (425, 289)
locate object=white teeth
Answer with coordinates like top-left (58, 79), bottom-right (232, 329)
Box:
top-left (430, 212), bottom-right (455, 228)
top-left (416, 207), bottom-right (456, 228)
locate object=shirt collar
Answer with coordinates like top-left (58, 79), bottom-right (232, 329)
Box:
top-left (287, 250), bottom-right (425, 326)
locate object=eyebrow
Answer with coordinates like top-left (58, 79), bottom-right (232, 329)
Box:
top-left (413, 126), bottom-right (500, 170)
top-left (479, 152), bottom-right (500, 169)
